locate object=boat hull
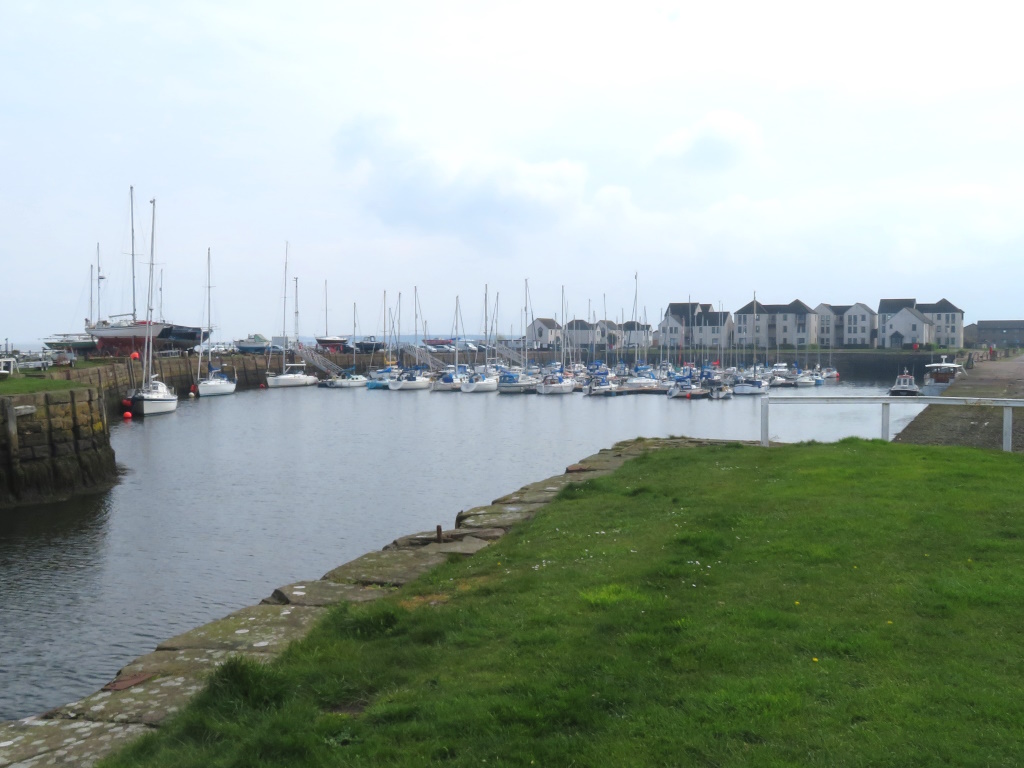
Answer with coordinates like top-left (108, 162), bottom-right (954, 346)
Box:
top-left (388, 377), bottom-right (430, 390)
top-left (460, 377), bottom-right (497, 393)
top-left (197, 378), bottom-right (237, 396)
top-left (266, 374), bottom-right (318, 387)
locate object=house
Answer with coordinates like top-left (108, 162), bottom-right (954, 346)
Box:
top-left (814, 304), bottom-right (850, 348)
top-left (526, 318), bottom-right (561, 349)
top-left (691, 310), bottom-right (733, 351)
top-left (621, 320), bottom-right (652, 349)
top-left (877, 298), bottom-right (963, 349)
top-left (733, 299), bottom-right (771, 351)
top-left (883, 307), bottom-right (933, 348)
top-left (563, 319), bottom-right (598, 350)
top-left (657, 302), bottom-right (706, 350)
top-left (596, 319), bottom-right (620, 353)
top-left (735, 299), bottom-right (818, 350)
top-left (876, 299), bottom-right (917, 348)
top-left (916, 299), bottom-right (964, 349)
top-left (840, 303), bottom-right (876, 347)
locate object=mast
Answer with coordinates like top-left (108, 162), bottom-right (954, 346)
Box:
top-left (143, 199), bottom-right (157, 388)
top-left (129, 186), bottom-right (137, 322)
top-left (281, 243), bottom-right (288, 371)
top-left (206, 248), bottom-right (212, 371)
top-left (324, 280), bottom-right (328, 336)
top-left (96, 244), bottom-right (102, 323)
top-left (89, 264), bottom-right (93, 325)
top-left (159, 269), bottom-right (164, 323)
top-left (294, 276), bottom-right (299, 343)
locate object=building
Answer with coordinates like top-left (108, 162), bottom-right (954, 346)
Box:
top-left (916, 299), bottom-right (964, 349)
top-left (735, 299), bottom-right (817, 350)
top-left (877, 298), bottom-right (963, 349)
top-left (657, 302), bottom-right (707, 350)
top-left (840, 303), bottom-right (876, 347)
top-left (563, 319), bottom-right (598, 350)
top-left (596, 319), bottom-right (620, 355)
top-left (620, 320), bottom-right (652, 349)
top-left (973, 320), bottom-right (1024, 348)
top-left (733, 299), bottom-right (771, 351)
top-left (813, 304), bottom-right (850, 348)
top-left (691, 310), bottom-right (733, 351)
top-left (526, 318), bottom-right (561, 349)
top-left (883, 307), bottom-right (933, 348)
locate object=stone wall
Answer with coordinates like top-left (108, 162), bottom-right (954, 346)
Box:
top-left (0, 388), bottom-right (117, 508)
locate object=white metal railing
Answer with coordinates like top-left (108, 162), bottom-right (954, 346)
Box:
top-left (760, 395), bottom-right (1024, 452)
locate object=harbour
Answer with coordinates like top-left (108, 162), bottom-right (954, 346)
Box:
top-left (0, 374), bottom-right (921, 722)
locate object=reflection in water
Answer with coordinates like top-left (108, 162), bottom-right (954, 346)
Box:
top-left (0, 378), bottom-right (921, 719)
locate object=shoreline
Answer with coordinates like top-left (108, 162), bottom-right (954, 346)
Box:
top-left (0, 435), bottom-right (717, 766)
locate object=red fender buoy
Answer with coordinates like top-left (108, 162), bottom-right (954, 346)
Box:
top-left (259, 383), bottom-right (266, 389)
top-left (190, 384), bottom-right (198, 393)
top-left (121, 399), bottom-right (132, 408)
top-left (130, 351), bottom-right (140, 360)
top-left (123, 411), bottom-right (133, 419)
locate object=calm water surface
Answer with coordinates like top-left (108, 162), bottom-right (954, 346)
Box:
top-left (0, 378), bottom-right (923, 719)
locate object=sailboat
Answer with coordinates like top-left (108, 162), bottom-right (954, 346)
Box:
top-left (431, 297), bottom-right (469, 391)
top-left (320, 303), bottom-right (368, 388)
top-left (315, 280), bottom-right (349, 352)
top-left (461, 285), bottom-right (499, 393)
top-left (130, 199), bottom-right (178, 415)
top-left (537, 287), bottom-right (574, 394)
top-left (266, 246), bottom-right (318, 388)
top-left (196, 248), bottom-right (236, 397)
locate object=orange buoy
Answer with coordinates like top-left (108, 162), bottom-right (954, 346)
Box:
top-left (259, 383), bottom-right (266, 389)
top-left (130, 351), bottom-right (140, 360)
top-left (123, 411), bottom-right (133, 419)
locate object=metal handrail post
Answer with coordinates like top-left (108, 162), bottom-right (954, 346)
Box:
top-left (881, 402), bottom-right (890, 442)
top-left (760, 395), bottom-right (770, 447)
top-left (1004, 407), bottom-right (1013, 452)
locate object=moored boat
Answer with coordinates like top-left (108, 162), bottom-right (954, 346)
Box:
top-left (889, 368), bottom-right (920, 396)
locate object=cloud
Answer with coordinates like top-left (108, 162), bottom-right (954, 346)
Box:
top-left (655, 111), bottom-right (764, 173)
top-left (332, 118), bottom-right (587, 244)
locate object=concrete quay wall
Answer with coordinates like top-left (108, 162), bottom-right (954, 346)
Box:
top-left (0, 388), bottom-right (117, 509)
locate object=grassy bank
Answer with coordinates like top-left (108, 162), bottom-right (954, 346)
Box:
top-left (102, 439), bottom-right (1024, 767)
top-left (0, 377), bottom-right (81, 395)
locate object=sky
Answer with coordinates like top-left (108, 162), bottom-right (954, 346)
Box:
top-left (2, 1), bottom-right (1023, 348)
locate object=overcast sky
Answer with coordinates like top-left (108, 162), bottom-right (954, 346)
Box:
top-left (3, 1), bottom-right (1022, 347)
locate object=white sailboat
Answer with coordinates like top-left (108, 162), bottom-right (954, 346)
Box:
top-left (537, 287), bottom-right (575, 395)
top-left (266, 247), bottom-right (318, 388)
top-left (197, 248), bottom-right (236, 397)
top-left (131, 198), bottom-right (178, 416)
top-left (320, 303), bottom-right (368, 388)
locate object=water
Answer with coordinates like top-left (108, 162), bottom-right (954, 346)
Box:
top-left (0, 377), bottom-right (923, 720)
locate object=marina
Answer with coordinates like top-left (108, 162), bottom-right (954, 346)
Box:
top-left (0, 375), bottom-right (923, 721)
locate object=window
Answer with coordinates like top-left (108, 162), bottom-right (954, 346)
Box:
top-left (912, 324), bottom-right (917, 331)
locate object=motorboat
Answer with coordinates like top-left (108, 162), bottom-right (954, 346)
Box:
top-left (318, 372), bottom-right (367, 388)
top-left (889, 369), bottom-right (920, 396)
top-left (924, 356), bottom-right (966, 386)
top-left (497, 371), bottom-right (539, 394)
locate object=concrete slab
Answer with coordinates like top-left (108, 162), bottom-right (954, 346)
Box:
top-left (455, 503), bottom-right (542, 529)
top-left (156, 604), bottom-right (325, 654)
top-left (322, 549), bottom-right (448, 586)
top-left (0, 717), bottom-right (148, 767)
top-left (420, 536), bottom-right (492, 556)
top-left (262, 580), bottom-right (394, 606)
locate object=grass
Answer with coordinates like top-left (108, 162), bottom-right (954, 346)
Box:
top-left (0, 376), bottom-right (82, 395)
top-left (101, 439), bottom-right (1024, 767)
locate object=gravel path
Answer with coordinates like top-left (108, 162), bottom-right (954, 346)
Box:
top-left (895, 354), bottom-right (1024, 451)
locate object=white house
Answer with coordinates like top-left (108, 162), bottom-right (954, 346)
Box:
top-left (769, 300), bottom-right (819, 348)
top-left (813, 304), bottom-right (849, 348)
top-left (840, 303), bottom-right (876, 347)
top-left (876, 299), bottom-right (917, 348)
top-left (563, 319), bottom-right (598, 350)
top-left (733, 299), bottom-right (771, 351)
top-left (526, 318), bottom-right (561, 349)
top-left (917, 299), bottom-right (964, 349)
top-left (621, 320), bottom-right (652, 349)
top-left (596, 319), bottom-right (620, 354)
top-left (657, 302), bottom-right (706, 350)
top-left (884, 307), bottom-right (933, 348)
top-left (691, 310), bottom-right (733, 352)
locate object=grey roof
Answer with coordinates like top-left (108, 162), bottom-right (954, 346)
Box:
top-left (977, 320), bottom-right (1024, 330)
top-left (621, 320), bottom-right (651, 331)
top-left (901, 307), bottom-right (933, 325)
top-left (878, 298), bottom-right (916, 315)
top-left (665, 302), bottom-right (704, 320)
top-left (917, 298), bottom-right (964, 314)
top-left (533, 317), bottom-right (561, 330)
top-left (734, 300), bottom-right (769, 315)
top-left (695, 311), bottom-right (730, 326)
top-left (564, 319), bottom-right (594, 330)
